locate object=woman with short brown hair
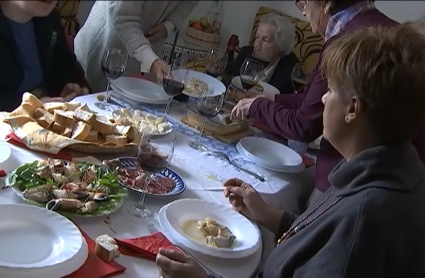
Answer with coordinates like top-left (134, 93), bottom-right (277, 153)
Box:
top-left (156, 24), bottom-right (425, 278)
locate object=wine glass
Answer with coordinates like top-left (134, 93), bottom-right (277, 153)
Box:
top-left (95, 48), bottom-right (128, 111)
top-left (291, 63), bottom-right (307, 92)
top-left (127, 132), bottom-right (176, 218)
top-left (189, 89), bottom-right (225, 151)
top-left (205, 49), bottom-right (227, 78)
top-left (162, 69), bottom-right (189, 116)
top-left (239, 58), bottom-right (263, 95)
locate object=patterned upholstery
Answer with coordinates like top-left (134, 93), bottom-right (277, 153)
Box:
top-left (57, 0), bottom-right (80, 37)
top-left (250, 6), bottom-right (323, 74)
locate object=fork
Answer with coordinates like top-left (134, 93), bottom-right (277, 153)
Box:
top-left (147, 224), bottom-right (223, 278)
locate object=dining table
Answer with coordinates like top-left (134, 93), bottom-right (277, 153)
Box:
top-left (0, 91), bottom-right (315, 278)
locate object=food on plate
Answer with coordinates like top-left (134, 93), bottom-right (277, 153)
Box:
top-left (182, 217), bottom-right (236, 248)
top-left (95, 234), bottom-right (120, 262)
top-left (185, 78), bottom-right (209, 95)
top-left (5, 158), bottom-right (128, 216)
top-left (227, 83), bottom-right (264, 103)
top-left (112, 108), bottom-right (172, 135)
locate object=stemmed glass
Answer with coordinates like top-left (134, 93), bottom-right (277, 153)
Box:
top-left (291, 63), bottom-right (307, 92)
top-left (205, 49), bottom-right (228, 78)
top-left (189, 89), bottom-right (225, 151)
top-left (95, 48), bottom-right (128, 111)
top-left (127, 133), bottom-right (176, 218)
top-left (239, 58), bottom-right (263, 95)
top-left (162, 69), bottom-right (189, 116)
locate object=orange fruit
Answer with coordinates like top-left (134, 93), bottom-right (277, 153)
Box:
top-left (192, 22), bottom-right (204, 31)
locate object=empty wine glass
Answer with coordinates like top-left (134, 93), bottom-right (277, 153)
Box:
top-left (95, 48), bottom-right (128, 111)
top-left (291, 63), bottom-right (307, 92)
top-left (127, 133), bottom-right (176, 218)
top-left (205, 49), bottom-right (227, 78)
top-left (162, 69), bottom-right (189, 116)
top-left (239, 58), bottom-right (263, 95)
top-left (189, 89), bottom-right (225, 151)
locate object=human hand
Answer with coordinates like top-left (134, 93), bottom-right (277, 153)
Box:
top-left (231, 96), bottom-right (263, 121)
top-left (147, 23), bottom-right (167, 44)
top-left (60, 83), bottom-right (88, 102)
top-left (156, 248), bottom-right (208, 278)
top-left (150, 59), bottom-right (170, 83)
top-left (223, 178), bottom-right (269, 223)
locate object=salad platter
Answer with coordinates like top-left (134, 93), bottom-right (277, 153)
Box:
top-left (5, 158), bottom-right (128, 217)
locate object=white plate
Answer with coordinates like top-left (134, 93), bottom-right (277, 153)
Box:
top-left (176, 70), bottom-right (226, 98)
top-left (0, 204), bottom-right (83, 269)
top-left (231, 77), bottom-right (279, 98)
top-left (161, 199), bottom-right (260, 258)
top-left (113, 77), bottom-right (169, 104)
top-left (111, 83), bottom-right (168, 105)
top-left (0, 237), bottom-right (88, 278)
top-left (0, 142), bottom-right (11, 170)
top-left (309, 136), bottom-right (322, 150)
top-left (238, 137), bottom-right (304, 172)
top-left (158, 204), bottom-right (261, 259)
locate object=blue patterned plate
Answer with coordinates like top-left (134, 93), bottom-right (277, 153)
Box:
top-left (117, 157), bottom-right (185, 197)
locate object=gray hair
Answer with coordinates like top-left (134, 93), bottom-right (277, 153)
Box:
top-left (258, 14), bottom-right (295, 55)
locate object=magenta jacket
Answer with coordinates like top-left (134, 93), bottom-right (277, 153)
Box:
top-left (248, 9), bottom-right (415, 192)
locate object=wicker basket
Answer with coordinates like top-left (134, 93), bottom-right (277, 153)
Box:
top-left (185, 26), bottom-right (221, 49)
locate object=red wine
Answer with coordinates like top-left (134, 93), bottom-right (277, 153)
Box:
top-left (198, 106), bottom-right (220, 119)
top-left (137, 152), bottom-right (168, 174)
top-left (240, 76), bottom-right (257, 91)
top-left (102, 66), bottom-right (124, 80)
top-left (163, 79), bottom-right (184, 97)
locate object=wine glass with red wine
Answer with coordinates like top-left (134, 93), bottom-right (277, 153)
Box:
top-left (162, 69), bottom-right (188, 116)
top-left (95, 48), bottom-right (128, 111)
top-left (239, 58), bottom-right (263, 95)
top-left (127, 132), bottom-right (176, 218)
top-left (189, 88), bottom-right (225, 151)
top-left (205, 49), bottom-right (227, 78)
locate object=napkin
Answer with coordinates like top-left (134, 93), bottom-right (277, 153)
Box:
top-left (5, 132), bottom-right (73, 160)
top-left (114, 232), bottom-right (180, 261)
top-left (65, 229), bottom-right (126, 278)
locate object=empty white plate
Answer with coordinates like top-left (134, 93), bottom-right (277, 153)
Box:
top-left (176, 70), bottom-right (226, 98)
top-left (238, 137), bottom-right (304, 173)
top-left (113, 77), bottom-right (169, 104)
top-left (0, 204), bottom-right (82, 269)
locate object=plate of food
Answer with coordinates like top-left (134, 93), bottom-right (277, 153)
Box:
top-left (106, 157), bottom-right (185, 197)
top-left (158, 199), bottom-right (261, 258)
top-left (112, 108), bottom-right (173, 136)
top-left (5, 158), bottom-right (128, 217)
top-left (173, 69), bottom-right (226, 98)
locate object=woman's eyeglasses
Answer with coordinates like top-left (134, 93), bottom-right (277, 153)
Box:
top-left (294, 0), bottom-right (307, 11)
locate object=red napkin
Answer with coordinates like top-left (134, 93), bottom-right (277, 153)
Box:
top-left (5, 133), bottom-right (73, 160)
top-left (114, 232), bottom-right (180, 261)
top-left (64, 229), bottom-right (126, 278)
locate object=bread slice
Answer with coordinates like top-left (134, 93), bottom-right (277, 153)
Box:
top-left (50, 122), bottom-right (72, 137)
top-left (95, 234), bottom-right (120, 262)
top-left (34, 108), bottom-right (54, 129)
top-left (71, 121), bottom-right (91, 141)
top-left (92, 115), bottom-right (116, 134)
top-left (73, 108), bottom-right (96, 126)
top-left (43, 102), bottom-right (66, 113)
top-left (65, 102), bottom-right (81, 111)
top-left (85, 130), bottom-right (99, 142)
top-left (77, 103), bottom-right (93, 113)
top-left (53, 110), bottom-right (76, 127)
top-left (113, 125), bottom-right (139, 142)
top-left (105, 134), bottom-right (127, 145)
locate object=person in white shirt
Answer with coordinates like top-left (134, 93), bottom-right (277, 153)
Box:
top-left (75, 1), bottom-right (198, 92)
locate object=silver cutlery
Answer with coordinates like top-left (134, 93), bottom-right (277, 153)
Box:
top-left (191, 188), bottom-right (225, 192)
top-left (147, 224), bottom-right (223, 278)
top-left (208, 151), bottom-right (265, 182)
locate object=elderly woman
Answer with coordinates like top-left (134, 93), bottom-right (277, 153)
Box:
top-left (231, 0), bottom-right (409, 206)
top-left (233, 14), bottom-right (299, 94)
top-left (75, 1), bottom-right (197, 92)
top-left (0, 0), bottom-right (88, 112)
top-left (156, 24), bottom-right (425, 278)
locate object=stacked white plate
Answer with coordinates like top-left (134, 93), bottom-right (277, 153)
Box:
top-left (158, 199), bottom-right (261, 259)
top-left (177, 69), bottom-right (226, 98)
top-left (111, 77), bottom-right (169, 104)
top-left (237, 137), bottom-right (305, 173)
top-left (0, 204), bottom-right (88, 278)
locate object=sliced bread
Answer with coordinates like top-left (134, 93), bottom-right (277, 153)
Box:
top-left (53, 110), bottom-right (76, 127)
top-left (105, 134), bottom-right (128, 145)
top-left (73, 108), bottom-right (96, 126)
top-left (71, 121), bottom-right (91, 141)
top-left (93, 115), bottom-right (115, 134)
top-left (95, 234), bottom-right (120, 262)
top-left (85, 130), bottom-right (99, 142)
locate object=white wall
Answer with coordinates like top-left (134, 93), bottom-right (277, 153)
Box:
top-left (76, 1), bottom-right (425, 46)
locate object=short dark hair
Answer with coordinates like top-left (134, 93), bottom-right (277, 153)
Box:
top-left (328, 0), bottom-right (375, 16)
top-left (322, 25), bottom-right (425, 141)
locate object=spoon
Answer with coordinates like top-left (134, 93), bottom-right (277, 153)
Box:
top-left (208, 151), bottom-right (265, 182)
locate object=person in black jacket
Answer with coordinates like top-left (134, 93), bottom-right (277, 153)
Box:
top-left (0, 0), bottom-right (89, 112)
top-left (233, 14), bottom-right (300, 95)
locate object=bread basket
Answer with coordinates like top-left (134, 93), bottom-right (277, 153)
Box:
top-left (185, 26), bottom-right (221, 49)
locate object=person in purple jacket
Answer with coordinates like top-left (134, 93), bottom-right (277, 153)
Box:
top-left (231, 0), bottom-right (405, 207)
top-left (156, 24), bottom-right (425, 278)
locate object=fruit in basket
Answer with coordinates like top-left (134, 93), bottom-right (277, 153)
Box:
top-left (189, 17), bottom-right (219, 34)
top-left (190, 21), bottom-right (203, 31)
top-left (200, 17), bottom-right (209, 28)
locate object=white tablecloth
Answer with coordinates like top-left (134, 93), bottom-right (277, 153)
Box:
top-left (0, 93), bottom-right (315, 278)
